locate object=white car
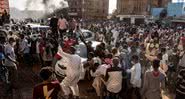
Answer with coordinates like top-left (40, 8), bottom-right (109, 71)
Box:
top-left (26, 23), bottom-right (49, 40)
top-left (55, 41), bottom-right (101, 80)
top-left (81, 29), bottom-right (95, 41)
top-left (26, 23), bottom-right (50, 31)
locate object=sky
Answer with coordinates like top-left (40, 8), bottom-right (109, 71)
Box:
top-left (172, 0), bottom-right (185, 2)
top-left (9, 0), bottom-right (117, 14)
top-left (9, 0), bottom-right (183, 14)
top-left (109, 0), bottom-right (117, 13)
top-left (9, 0), bottom-right (26, 10)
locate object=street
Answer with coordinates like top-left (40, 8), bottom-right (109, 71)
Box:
top-left (0, 64), bottom-right (175, 99)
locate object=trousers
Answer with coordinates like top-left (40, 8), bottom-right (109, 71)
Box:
top-left (61, 81), bottom-right (79, 96)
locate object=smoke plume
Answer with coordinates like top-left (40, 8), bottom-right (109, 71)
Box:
top-left (26, 0), bottom-right (68, 13)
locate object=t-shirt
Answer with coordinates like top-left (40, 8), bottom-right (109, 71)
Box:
top-left (4, 44), bottom-right (16, 67)
top-left (58, 18), bottom-right (68, 30)
top-left (106, 67), bottom-right (123, 93)
top-left (33, 80), bottom-right (61, 99)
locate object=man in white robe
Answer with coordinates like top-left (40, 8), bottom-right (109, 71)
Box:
top-left (56, 46), bottom-right (81, 98)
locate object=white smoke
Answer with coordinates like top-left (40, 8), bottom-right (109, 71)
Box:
top-left (26, 0), bottom-right (68, 13)
top-left (10, 0), bottom-right (68, 19)
top-left (46, 0), bottom-right (68, 13)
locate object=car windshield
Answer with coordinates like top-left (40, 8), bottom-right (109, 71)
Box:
top-left (83, 31), bottom-right (92, 39)
top-left (75, 44), bottom-right (87, 58)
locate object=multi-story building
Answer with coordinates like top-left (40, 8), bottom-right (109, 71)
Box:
top-left (117, 0), bottom-right (170, 15)
top-left (67, 0), bottom-right (83, 18)
top-left (117, 0), bottom-right (171, 24)
top-left (117, 0), bottom-right (148, 15)
top-left (167, 2), bottom-right (185, 17)
top-left (67, 0), bottom-right (109, 19)
top-left (0, 0), bottom-right (9, 15)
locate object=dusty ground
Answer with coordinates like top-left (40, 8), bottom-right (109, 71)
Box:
top-left (0, 64), bottom-right (175, 99)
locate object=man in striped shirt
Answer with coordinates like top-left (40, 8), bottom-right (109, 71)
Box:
top-left (176, 53), bottom-right (185, 99)
top-left (176, 37), bottom-right (185, 99)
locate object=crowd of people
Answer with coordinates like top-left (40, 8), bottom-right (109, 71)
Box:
top-left (0, 14), bottom-right (185, 99)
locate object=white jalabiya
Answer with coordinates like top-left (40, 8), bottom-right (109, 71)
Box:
top-left (127, 63), bottom-right (142, 88)
top-left (57, 46), bottom-right (81, 96)
top-left (91, 64), bottom-right (110, 96)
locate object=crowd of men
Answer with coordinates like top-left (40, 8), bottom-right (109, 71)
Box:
top-left (0, 14), bottom-right (185, 99)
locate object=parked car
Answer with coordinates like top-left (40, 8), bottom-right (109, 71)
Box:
top-left (26, 23), bottom-right (49, 40)
top-left (26, 23), bottom-right (50, 32)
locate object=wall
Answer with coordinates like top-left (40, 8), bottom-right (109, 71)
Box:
top-left (151, 8), bottom-right (164, 17)
top-left (167, 2), bottom-right (185, 16)
top-left (67, 0), bottom-right (108, 19)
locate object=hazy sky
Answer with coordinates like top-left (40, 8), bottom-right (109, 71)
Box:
top-left (9, 0), bottom-right (117, 13)
top-left (9, 0), bottom-right (182, 14)
top-left (172, 0), bottom-right (185, 2)
top-left (9, 0), bottom-right (26, 10)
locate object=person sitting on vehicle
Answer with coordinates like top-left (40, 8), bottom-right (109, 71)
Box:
top-left (58, 14), bottom-right (68, 40)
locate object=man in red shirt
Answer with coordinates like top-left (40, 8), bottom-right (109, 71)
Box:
top-left (33, 67), bottom-right (62, 99)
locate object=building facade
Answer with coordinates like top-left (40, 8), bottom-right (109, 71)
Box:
top-left (117, 0), bottom-right (148, 15)
top-left (116, 0), bottom-right (171, 24)
top-left (0, 0), bottom-right (9, 15)
top-left (167, 2), bottom-right (185, 16)
top-left (117, 0), bottom-right (170, 15)
top-left (67, 0), bottom-right (109, 19)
